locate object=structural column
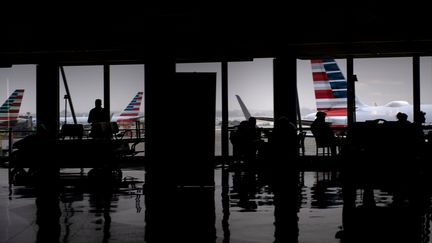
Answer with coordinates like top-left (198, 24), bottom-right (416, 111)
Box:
top-left (103, 64), bottom-right (111, 121)
top-left (36, 63), bottom-right (59, 139)
top-left (221, 61), bottom-right (229, 161)
top-left (347, 57), bottom-right (356, 127)
top-left (144, 59), bottom-right (176, 185)
top-left (413, 55), bottom-right (421, 124)
top-left (273, 57), bottom-right (297, 125)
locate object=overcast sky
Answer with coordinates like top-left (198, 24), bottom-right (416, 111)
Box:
top-left (1, 57), bottom-right (432, 116)
top-left (179, 57), bottom-right (432, 116)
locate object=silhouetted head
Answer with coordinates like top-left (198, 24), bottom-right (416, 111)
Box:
top-left (95, 99), bottom-right (102, 107)
top-left (316, 111), bottom-right (327, 119)
top-left (396, 112), bottom-right (408, 122)
top-left (420, 111), bottom-right (426, 123)
top-left (239, 120), bottom-right (249, 130)
top-left (248, 117), bottom-right (256, 126)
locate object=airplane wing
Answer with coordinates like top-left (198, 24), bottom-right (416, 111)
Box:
top-left (253, 116), bottom-right (274, 122)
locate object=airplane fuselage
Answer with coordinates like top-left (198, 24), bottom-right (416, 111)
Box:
top-left (303, 103), bottom-right (432, 126)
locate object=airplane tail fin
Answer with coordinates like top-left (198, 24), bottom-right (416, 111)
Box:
top-left (311, 59), bottom-right (349, 116)
top-left (116, 91), bottom-right (144, 126)
top-left (0, 89), bottom-right (25, 129)
top-left (235, 95), bottom-right (274, 122)
top-left (311, 59), bottom-right (366, 115)
top-left (235, 95), bottom-right (252, 120)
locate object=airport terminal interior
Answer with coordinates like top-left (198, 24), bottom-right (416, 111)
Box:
top-left (2, 4), bottom-right (432, 243)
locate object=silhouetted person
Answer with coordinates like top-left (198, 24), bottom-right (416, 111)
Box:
top-left (396, 112), bottom-right (411, 125)
top-left (248, 116), bottom-right (262, 142)
top-left (88, 99), bottom-right (108, 123)
top-left (395, 112), bottom-right (415, 145)
top-left (88, 99), bottom-right (110, 138)
top-left (230, 119), bottom-right (260, 165)
top-left (247, 116), bottom-right (263, 163)
top-left (230, 120), bottom-right (250, 162)
top-left (395, 112), bottom-right (426, 162)
top-left (419, 111), bottom-right (426, 124)
top-left (311, 111), bottom-right (338, 156)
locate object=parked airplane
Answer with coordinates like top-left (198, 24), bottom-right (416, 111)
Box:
top-left (0, 89), bottom-right (27, 130)
top-left (236, 58), bottom-right (432, 126)
top-left (303, 58), bottom-right (432, 126)
top-left (60, 91), bottom-right (144, 128)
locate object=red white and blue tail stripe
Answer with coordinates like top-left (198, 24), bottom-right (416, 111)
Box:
top-left (311, 59), bottom-right (347, 117)
top-left (117, 91), bottom-right (143, 126)
top-left (0, 89), bottom-right (25, 129)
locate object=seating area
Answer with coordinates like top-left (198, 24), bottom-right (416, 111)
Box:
top-left (59, 122), bottom-right (134, 140)
top-left (315, 139), bottom-right (332, 156)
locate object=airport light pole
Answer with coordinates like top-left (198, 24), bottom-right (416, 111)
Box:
top-left (64, 95), bottom-right (68, 124)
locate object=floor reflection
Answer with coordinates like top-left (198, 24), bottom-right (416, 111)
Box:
top-left (338, 168), bottom-right (432, 243)
top-left (3, 167), bottom-right (432, 242)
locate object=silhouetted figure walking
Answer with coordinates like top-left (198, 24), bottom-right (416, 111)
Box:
top-left (88, 99), bottom-right (110, 138)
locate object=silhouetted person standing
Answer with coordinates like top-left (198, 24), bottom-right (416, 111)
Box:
top-left (88, 99), bottom-right (110, 138)
top-left (88, 99), bottom-right (109, 124)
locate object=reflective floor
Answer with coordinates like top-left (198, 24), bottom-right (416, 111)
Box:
top-left (1, 167), bottom-right (431, 242)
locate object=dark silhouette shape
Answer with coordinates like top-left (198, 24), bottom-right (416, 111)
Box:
top-left (145, 186), bottom-right (216, 243)
top-left (338, 170), bottom-right (432, 243)
top-left (270, 116), bottom-right (298, 164)
top-left (60, 123), bottom-right (84, 140)
top-left (311, 111), bottom-right (338, 156)
top-left (231, 170), bottom-right (258, 211)
top-left (419, 111), bottom-right (426, 124)
top-left (247, 116), bottom-right (263, 165)
top-left (221, 168), bottom-right (231, 243)
top-left (88, 99), bottom-right (110, 139)
top-left (394, 112), bottom-right (424, 158)
top-left (88, 188), bottom-right (115, 243)
top-left (272, 168), bottom-right (300, 243)
top-left (396, 112), bottom-right (411, 125)
top-left (10, 125), bottom-right (60, 185)
top-left (268, 116), bottom-right (299, 201)
top-left (230, 120), bottom-right (250, 162)
top-left (230, 118), bottom-right (261, 164)
top-left (35, 183), bottom-right (61, 243)
top-left (88, 99), bottom-right (109, 123)
top-left (248, 116), bottom-right (262, 142)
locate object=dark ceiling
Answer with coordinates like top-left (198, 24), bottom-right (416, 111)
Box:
top-left (1, 4), bottom-right (432, 64)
